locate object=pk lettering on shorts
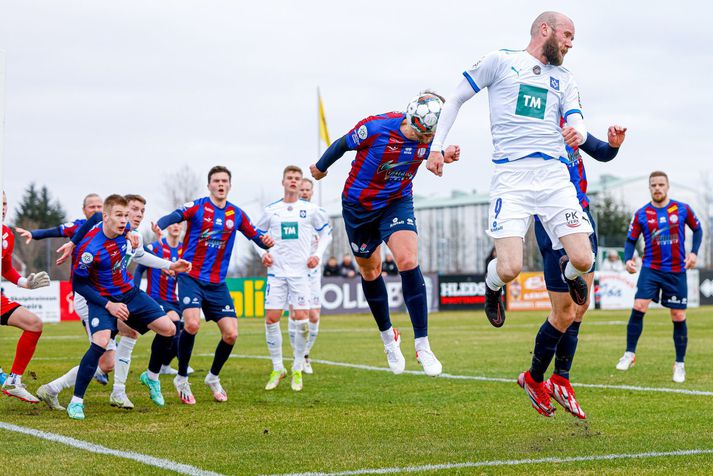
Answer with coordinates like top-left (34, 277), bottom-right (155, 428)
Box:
top-left (565, 210), bottom-right (581, 228)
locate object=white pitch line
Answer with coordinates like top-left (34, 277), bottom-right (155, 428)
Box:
top-left (270, 448), bottom-right (713, 476)
top-left (211, 354), bottom-right (713, 397)
top-left (0, 422), bottom-right (226, 476)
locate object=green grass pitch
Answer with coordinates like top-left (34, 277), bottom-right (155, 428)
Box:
top-left (2, 307), bottom-right (713, 475)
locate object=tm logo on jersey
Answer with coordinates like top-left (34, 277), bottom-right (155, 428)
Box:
top-left (515, 84), bottom-right (547, 120)
top-left (281, 222), bottom-right (298, 240)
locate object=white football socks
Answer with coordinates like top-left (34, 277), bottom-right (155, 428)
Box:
top-left (265, 322), bottom-right (284, 371)
top-left (414, 336), bottom-right (430, 352)
top-left (305, 320), bottom-right (320, 354)
top-left (113, 336), bottom-right (137, 394)
top-left (485, 259), bottom-right (505, 291)
top-left (564, 261), bottom-right (585, 280)
top-left (292, 319), bottom-right (308, 372)
top-left (380, 328), bottom-right (396, 346)
top-left (287, 318), bottom-right (296, 350)
top-left (46, 366), bottom-right (79, 394)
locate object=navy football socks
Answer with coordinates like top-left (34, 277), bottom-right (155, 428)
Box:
top-left (177, 330), bottom-right (196, 377)
top-left (148, 334), bottom-right (173, 374)
top-left (400, 266), bottom-right (428, 338)
top-left (553, 321), bottom-right (581, 380)
top-left (73, 343), bottom-right (106, 399)
top-left (361, 275), bottom-right (392, 332)
top-left (673, 320), bottom-right (688, 362)
top-left (210, 339), bottom-right (235, 376)
top-left (530, 320), bottom-right (564, 382)
top-left (626, 309), bottom-right (645, 353)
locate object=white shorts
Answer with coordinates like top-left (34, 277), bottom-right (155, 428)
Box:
top-left (487, 158), bottom-right (593, 250)
top-left (76, 292), bottom-right (117, 352)
top-left (265, 276), bottom-right (310, 311)
top-left (308, 272), bottom-right (321, 309)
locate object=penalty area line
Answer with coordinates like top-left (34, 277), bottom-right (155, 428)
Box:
top-left (0, 422), bottom-right (226, 476)
top-left (210, 354), bottom-right (713, 397)
top-left (270, 448), bottom-right (713, 475)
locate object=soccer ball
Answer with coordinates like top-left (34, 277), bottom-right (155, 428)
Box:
top-left (406, 93), bottom-right (443, 134)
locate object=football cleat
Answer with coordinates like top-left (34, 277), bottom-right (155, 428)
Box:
top-left (139, 372), bottom-right (165, 407)
top-left (484, 286), bottom-right (506, 327)
top-left (303, 355), bottom-right (314, 375)
top-left (265, 369), bottom-right (287, 391)
top-left (518, 371), bottom-right (554, 417)
top-left (37, 385), bottom-right (65, 411)
top-left (384, 329), bottom-right (406, 375)
top-left (67, 402), bottom-right (85, 420)
top-left (93, 370), bottom-right (109, 386)
top-left (173, 377), bottom-right (196, 405)
top-left (2, 381), bottom-right (39, 404)
top-left (204, 375), bottom-right (228, 402)
top-left (546, 374), bottom-right (586, 419)
top-left (109, 392), bottom-right (135, 410)
top-left (616, 352), bottom-right (636, 371)
top-left (159, 365), bottom-right (178, 376)
top-left (559, 255), bottom-right (588, 305)
top-left (416, 348), bottom-right (442, 377)
top-left (673, 362), bottom-right (686, 383)
top-left (291, 370), bottom-right (303, 392)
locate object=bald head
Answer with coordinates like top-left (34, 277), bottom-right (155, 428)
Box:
top-left (530, 11), bottom-right (572, 37)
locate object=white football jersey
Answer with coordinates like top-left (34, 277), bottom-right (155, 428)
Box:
top-left (255, 199), bottom-right (330, 278)
top-left (463, 49), bottom-right (582, 163)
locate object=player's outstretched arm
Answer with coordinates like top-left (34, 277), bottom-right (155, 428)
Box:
top-left (428, 78), bottom-right (476, 176)
top-left (580, 126), bottom-right (627, 162)
top-left (16, 225), bottom-right (64, 243)
top-left (311, 135), bottom-right (349, 180)
top-left (70, 212), bottom-right (102, 246)
top-left (156, 210), bottom-right (185, 230)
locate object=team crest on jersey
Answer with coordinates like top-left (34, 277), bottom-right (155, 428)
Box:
top-left (183, 201), bottom-right (194, 209)
top-left (300, 210), bottom-right (306, 218)
top-left (357, 125), bottom-right (368, 140)
top-left (2, 239), bottom-right (7, 250)
top-left (670, 214), bottom-right (678, 224)
top-left (549, 77), bottom-right (560, 91)
top-left (226, 219), bottom-right (234, 229)
top-left (81, 252), bottom-right (94, 264)
top-left (533, 65), bottom-right (541, 75)
top-left (417, 148), bottom-right (426, 158)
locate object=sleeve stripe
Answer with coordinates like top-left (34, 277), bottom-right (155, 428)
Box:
top-left (315, 223), bottom-right (329, 231)
top-left (564, 109), bottom-right (582, 120)
top-left (462, 71), bottom-right (481, 93)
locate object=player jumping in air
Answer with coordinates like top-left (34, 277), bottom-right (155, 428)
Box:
top-left (428, 11), bottom-right (597, 415)
top-left (310, 91), bottom-right (460, 377)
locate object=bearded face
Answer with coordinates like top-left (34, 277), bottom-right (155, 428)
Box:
top-left (542, 31), bottom-right (563, 66)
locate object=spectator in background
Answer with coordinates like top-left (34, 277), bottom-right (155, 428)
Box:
top-left (339, 254), bottom-right (357, 278)
top-left (323, 256), bottom-right (340, 277)
top-left (601, 250), bottom-right (624, 272)
top-left (382, 253), bottom-right (398, 277)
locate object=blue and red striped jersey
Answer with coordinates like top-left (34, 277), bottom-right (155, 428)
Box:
top-left (627, 200), bottom-right (701, 273)
top-left (60, 219), bottom-right (87, 238)
top-left (144, 239), bottom-right (182, 302)
top-left (72, 227), bottom-right (135, 297)
top-left (564, 144), bottom-right (589, 209)
top-left (342, 112), bottom-right (431, 211)
top-left (176, 197), bottom-right (259, 283)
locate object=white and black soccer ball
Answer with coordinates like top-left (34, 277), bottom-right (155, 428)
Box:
top-left (406, 93), bottom-right (443, 134)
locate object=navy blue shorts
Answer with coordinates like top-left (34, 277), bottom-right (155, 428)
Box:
top-left (153, 297), bottom-right (181, 317)
top-left (177, 274), bottom-right (236, 321)
top-left (635, 267), bottom-right (688, 309)
top-left (342, 197), bottom-right (417, 259)
top-left (535, 207), bottom-right (598, 293)
top-left (86, 288), bottom-right (165, 335)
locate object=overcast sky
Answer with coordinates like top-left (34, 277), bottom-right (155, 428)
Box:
top-left (1, 0), bottom-right (710, 228)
